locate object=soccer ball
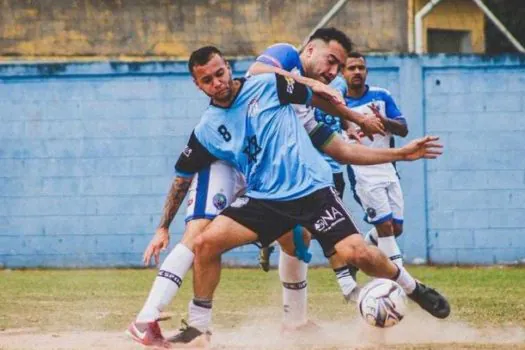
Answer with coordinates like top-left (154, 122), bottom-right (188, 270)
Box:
top-left (357, 279), bottom-right (407, 328)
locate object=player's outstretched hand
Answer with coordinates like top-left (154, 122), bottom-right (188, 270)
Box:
top-left (143, 228), bottom-right (170, 266)
top-left (360, 116), bottom-right (386, 140)
top-left (401, 136), bottom-right (443, 161)
top-left (310, 80), bottom-right (344, 105)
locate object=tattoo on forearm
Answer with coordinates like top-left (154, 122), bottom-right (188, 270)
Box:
top-left (158, 176), bottom-right (193, 229)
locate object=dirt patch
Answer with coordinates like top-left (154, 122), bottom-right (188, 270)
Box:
top-left (1, 310), bottom-right (524, 350)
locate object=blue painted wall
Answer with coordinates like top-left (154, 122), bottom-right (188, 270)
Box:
top-left (1, 55), bottom-right (524, 268)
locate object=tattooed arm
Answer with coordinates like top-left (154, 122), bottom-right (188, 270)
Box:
top-left (158, 175), bottom-right (193, 230)
top-left (143, 175), bottom-right (193, 266)
top-left (143, 131), bottom-right (218, 266)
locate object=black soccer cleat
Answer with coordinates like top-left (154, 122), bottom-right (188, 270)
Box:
top-left (408, 282), bottom-right (451, 319)
top-left (166, 319), bottom-right (211, 347)
top-left (258, 245), bottom-right (275, 272)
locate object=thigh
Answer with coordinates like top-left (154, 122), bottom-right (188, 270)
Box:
top-left (185, 161), bottom-right (241, 222)
top-left (198, 214), bottom-right (260, 255)
top-left (181, 218), bottom-right (212, 249)
top-left (387, 180), bottom-right (404, 223)
top-left (220, 195), bottom-right (296, 247)
top-left (299, 187), bottom-right (360, 257)
top-left (356, 182), bottom-right (393, 224)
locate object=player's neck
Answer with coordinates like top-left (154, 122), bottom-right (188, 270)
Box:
top-left (211, 80), bottom-right (242, 108)
top-left (347, 85), bottom-right (367, 99)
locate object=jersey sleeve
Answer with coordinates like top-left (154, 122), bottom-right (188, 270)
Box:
top-left (383, 91), bottom-right (405, 122)
top-left (255, 44), bottom-right (301, 72)
top-left (275, 73), bottom-right (312, 105)
top-left (303, 117), bottom-right (337, 150)
top-left (174, 131), bottom-right (218, 177)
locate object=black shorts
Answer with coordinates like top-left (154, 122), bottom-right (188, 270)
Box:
top-left (221, 187), bottom-right (359, 257)
top-left (332, 172), bottom-right (345, 199)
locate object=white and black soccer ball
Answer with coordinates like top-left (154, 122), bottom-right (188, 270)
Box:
top-left (357, 278), bottom-right (408, 328)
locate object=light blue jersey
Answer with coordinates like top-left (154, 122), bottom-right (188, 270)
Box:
top-left (193, 74), bottom-right (333, 200)
top-left (314, 75), bottom-right (348, 173)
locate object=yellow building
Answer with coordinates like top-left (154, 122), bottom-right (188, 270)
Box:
top-left (409, 0), bottom-right (486, 53)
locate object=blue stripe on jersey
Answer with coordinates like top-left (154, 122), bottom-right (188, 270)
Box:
top-left (194, 166), bottom-right (210, 217)
top-left (175, 170), bottom-right (194, 178)
top-left (346, 165), bottom-right (362, 206)
top-left (344, 85), bottom-right (403, 120)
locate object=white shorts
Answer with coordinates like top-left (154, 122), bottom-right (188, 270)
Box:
top-left (185, 160), bottom-right (246, 222)
top-left (355, 180), bottom-right (404, 225)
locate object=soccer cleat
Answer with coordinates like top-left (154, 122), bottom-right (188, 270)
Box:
top-left (343, 285), bottom-right (361, 303)
top-left (258, 245), bottom-right (275, 272)
top-left (408, 282), bottom-right (451, 319)
top-left (126, 320), bottom-right (169, 347)
top-left (166, 319), bottom-right (211, 348)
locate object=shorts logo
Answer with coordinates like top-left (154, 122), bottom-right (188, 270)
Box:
top-left (182, 146), bottom-right (192, 157)
top-left (366, 207), bottom-right (377, 219)
top-left (212, 193), bottom-right (227, 210)
top-left (187, 198), bottom-right (194, 206)
top-left (230, 196), bottom-right (249, 208)
top-left (285, 76), bottom-right (295, 94)
top-left (314, 206), bottom-right (345, 232)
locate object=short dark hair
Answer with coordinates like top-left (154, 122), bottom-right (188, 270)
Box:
top-left (348, 51), bottom-right (366, 61)
top-left (308, 27), bottom-right (353, 54)
top-left (188, 46), bottom-right (224, 75)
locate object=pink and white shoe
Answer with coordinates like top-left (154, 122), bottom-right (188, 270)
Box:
top-left (126, 320), bottom-right (169, 348)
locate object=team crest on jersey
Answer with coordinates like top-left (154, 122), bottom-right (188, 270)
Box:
top-left (285, 76), bottom-right (295, 94)
top-left (247, 98), bottom-right (259, 118)
top-left (366, 207), bottom-right (377, 219)
top-left (212, 193), bottom-right (227, 210)
top-left (182, 146), bottom-right (192, 157)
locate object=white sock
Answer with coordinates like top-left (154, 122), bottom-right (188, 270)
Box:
top-left (136, 243), bottom-right (194, 323)
top-left (279, 250), bottom-right (308, 326)
top-left (364, 227), bottom-right (378, 246)
top-left (378, 236), bottom-right (403, 267)
top-left (333, 266), bottom-right (357, 296)
top-left (395, 266), bottom-right (417, 294)
top-left (188, 298), bottom-right (212, 332)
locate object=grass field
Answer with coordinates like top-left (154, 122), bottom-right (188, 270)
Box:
top-left (1, 266), bottom-right (524, 349)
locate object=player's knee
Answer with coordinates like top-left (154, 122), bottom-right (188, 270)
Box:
top-left (193, 235), bottom-right (219, 259)
top-left (181, 219), bottom-right (212, 250)
top-left (376, 220), bottom-right (394, 238)
top-left (351, 246), bottom-right (375, 267)
top-left (393, 223), bottom-right (403, 237)
top-left (336, 237), bottom-right (370, 267)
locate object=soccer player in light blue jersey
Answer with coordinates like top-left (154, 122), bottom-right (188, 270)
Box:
top-left (126, 46), bottom-right (450, 347)
top-left (248, 29), bottom-right (371, 318)
top-left (343, 52), bottom-right (409, 269)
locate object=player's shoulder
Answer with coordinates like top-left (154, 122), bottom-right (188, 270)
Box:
top-left (368, 85), bottom-right (393, 98)
top-left (265, 42), bottom-right (299, 54)
top-left (247, 72), bottom-right (276, 83)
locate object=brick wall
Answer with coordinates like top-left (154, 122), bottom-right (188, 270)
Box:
top-left (1, 55), bottom-right (524, 267)
top-left (424, 64), bottom-right (525, 264)
top-left (0, 0), bottom-right (407, 59)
